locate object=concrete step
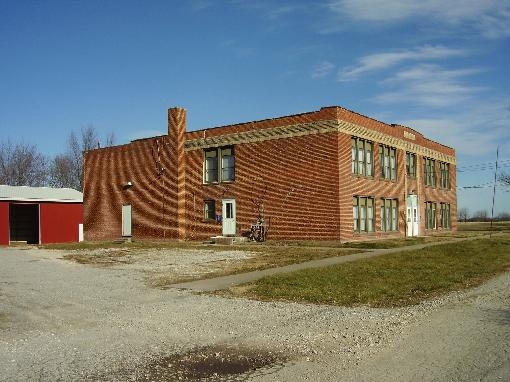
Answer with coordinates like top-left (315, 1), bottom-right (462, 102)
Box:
top-left (210, 236), bottom-right (249, 245)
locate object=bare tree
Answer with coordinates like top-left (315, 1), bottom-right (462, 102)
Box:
top-left (473, 210), bottom-right (489, 222)
top-left (48, 154), bottom-right (74, 188)
top-left (105, 132), bottom-right (115, 147)
top-left (68, 125), bottom-right (99, 190)
top-left (0, 140), bottom-right (48, 186)
top-left (497, 212), bottom-right (510, 221)
top-left (457, 207), bottom-right (469, 222)
top-left (50, 125), bottom-right (115, 190)
top-left (500, 172), bottom-right (510, 186)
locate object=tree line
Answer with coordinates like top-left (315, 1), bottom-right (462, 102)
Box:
top-left (0, 126), bottom-right (114, 191)
top-left (458, 174), bottom-right (510, 222)
top-left (458, 208), bottom-right (510, 222)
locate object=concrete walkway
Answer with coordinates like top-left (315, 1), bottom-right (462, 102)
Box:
top-left (170, 235), bottom-right (486, 292)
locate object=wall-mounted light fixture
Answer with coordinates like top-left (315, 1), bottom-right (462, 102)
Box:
top-left (123, 181), bottom-right (134, 190)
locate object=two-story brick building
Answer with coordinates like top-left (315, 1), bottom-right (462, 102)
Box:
top-left (83, 106), bottom-right (456, 242)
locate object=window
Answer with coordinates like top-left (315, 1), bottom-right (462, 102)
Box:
top-left (353, 196), bottom-right (374, 233)
top-left (425, 202), bottom-right (437, 229)
top-left (439, 162), bottom-right (450, 189)
top-left (221, 147), bottom-right (235, 181)
top-left (204, 149), bottom-right (218, 183)
top-left (352, 137), bottom-right (373, 176)
top-left (381, 199), bottom-right (398, 232)
top-left (204, 200), bottom-right (216, 220)
top-left (379, 145), bottom-right (397, 180)
top-left (440, 203), bottom-right (451, 229)
top-left (204, 146), bottom-right (235, 183)
top-left (406, 152), bottom-right (417, 177)
top-left (424, 157), bottom-right (436, 187)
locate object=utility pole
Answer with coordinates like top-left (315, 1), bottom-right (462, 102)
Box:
top-left (490, 146), bottom-right (499, 236)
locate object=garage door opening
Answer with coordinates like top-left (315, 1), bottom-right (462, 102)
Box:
top-left (9, 203), bottom-right (39, 244)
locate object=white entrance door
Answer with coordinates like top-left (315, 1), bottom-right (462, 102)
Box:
top-left (122, 204), bottom-right (132, 237)
top-left (406, 195), bottom-right (419, 237)
top-left (222, 199), bottom-right (236, 236)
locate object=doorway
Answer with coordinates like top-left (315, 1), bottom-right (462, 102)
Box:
top-left (406, 195), bottom-right (419, 237)
top-left (9, 203), bottom-right (39, 244)
top-left (122, 204), bottom-right (132, 237)
top-left (222, 199), bottom-right (236, 236)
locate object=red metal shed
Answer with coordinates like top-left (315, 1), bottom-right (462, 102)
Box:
top-left (0, 185), bottom-right (83, 245)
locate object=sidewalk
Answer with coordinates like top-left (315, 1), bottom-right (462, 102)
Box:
top-left (170, 235), bottom-right (484, 292)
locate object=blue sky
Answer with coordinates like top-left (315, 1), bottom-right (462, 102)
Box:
top-left (1, 0), bottom-right (509, 215)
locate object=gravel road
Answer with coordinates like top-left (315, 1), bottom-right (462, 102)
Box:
top-left (1, 246), bottom-right (509, 381)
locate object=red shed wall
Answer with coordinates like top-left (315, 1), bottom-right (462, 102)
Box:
top-left (0, 202), bottom-right (9, 245)
top-left (40, 202), bottom-right (83, 244)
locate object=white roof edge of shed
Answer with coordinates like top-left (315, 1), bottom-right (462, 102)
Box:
top-left (0, 185), bottom-right (83, 203)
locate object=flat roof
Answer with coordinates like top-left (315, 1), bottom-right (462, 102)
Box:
top-left (0, 185), bottom-right (83, 203)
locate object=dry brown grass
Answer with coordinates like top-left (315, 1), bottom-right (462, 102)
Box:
top-left (63, 249), bottom-right (134, 267)
top-left (147, 246), bottom-right (362, 288)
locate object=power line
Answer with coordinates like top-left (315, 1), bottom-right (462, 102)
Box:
top-left (457, 158), bottom-right (510, 172)
top-left (457, 181), bottom-right (508, 190)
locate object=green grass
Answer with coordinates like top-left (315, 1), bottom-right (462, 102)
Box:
top-left (457, 221), bottom-right (510, 232)
top-left (226, 234), bottom-right (510, 307)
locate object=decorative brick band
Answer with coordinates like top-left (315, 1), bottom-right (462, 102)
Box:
top-left (185, 119), bottom-right (456, 165)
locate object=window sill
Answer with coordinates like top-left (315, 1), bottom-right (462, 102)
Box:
top-left (203, 180), bottom-right (235, 185)
top-left (352, 174), bottom-right (375, 179)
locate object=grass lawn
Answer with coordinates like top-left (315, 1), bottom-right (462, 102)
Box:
top-left (223, 234), bottom-right (510, 307)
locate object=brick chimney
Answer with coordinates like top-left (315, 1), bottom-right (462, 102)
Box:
top-left (168, 107), bottom-right (187, 240)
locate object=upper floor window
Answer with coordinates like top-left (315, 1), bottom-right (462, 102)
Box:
top-left (424, 157), bottom-right (436, 187)
top-left (406, 152), bottom-right (417, 178)
top-left (221, 147), bottom-right (235, 181)
top-left (380, 145), bottom-right (397, 181)
top-left (352, 137), bottom-right (373, 177)
top-left (204, 148), bottom-right (218, 183)
top-left (353, 196), bottom-right (375, 233)
top-left (204, 146), bottom-right (235, 183)
top-left (439, 162), bottom-right (450, 189)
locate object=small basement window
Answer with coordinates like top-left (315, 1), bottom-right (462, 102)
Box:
top-left (204, 200), bottom-right (216, 221)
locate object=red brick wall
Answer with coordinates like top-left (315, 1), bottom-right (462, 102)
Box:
top-left (338, 133), bottom-right (408, 241)
top-left (185, 132), bottom-right (341, 240)
top-left (83, 136), bottom-right (179, 241)
top-left (337, 131), bottom-right (456, 241)
top-left (83, 106), bottom-right (457, 242)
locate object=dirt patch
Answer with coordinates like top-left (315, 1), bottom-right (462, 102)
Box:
top-left (0, 313), bottom-right (7, 328)
top-left (62, 248), bottom-right (133, 267)
top-left (61, 246), bottom-right (358, 288)
top-left (102, 345), bottom-right (288, 381)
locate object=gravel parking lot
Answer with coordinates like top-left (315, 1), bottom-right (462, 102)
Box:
top-left (1, 246), bottom-right (509, 381)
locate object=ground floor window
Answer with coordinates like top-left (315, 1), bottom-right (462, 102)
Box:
top-left (381, 199), bottom-right (398, 231)
top-left (204, 200), bottom-right (215, 220)
top-left (353, 196), bottom-right (374, 233)
top-left (440, 203), bottom-right (451, 229)
top-left (425, 202), bottom-right (437, 229)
